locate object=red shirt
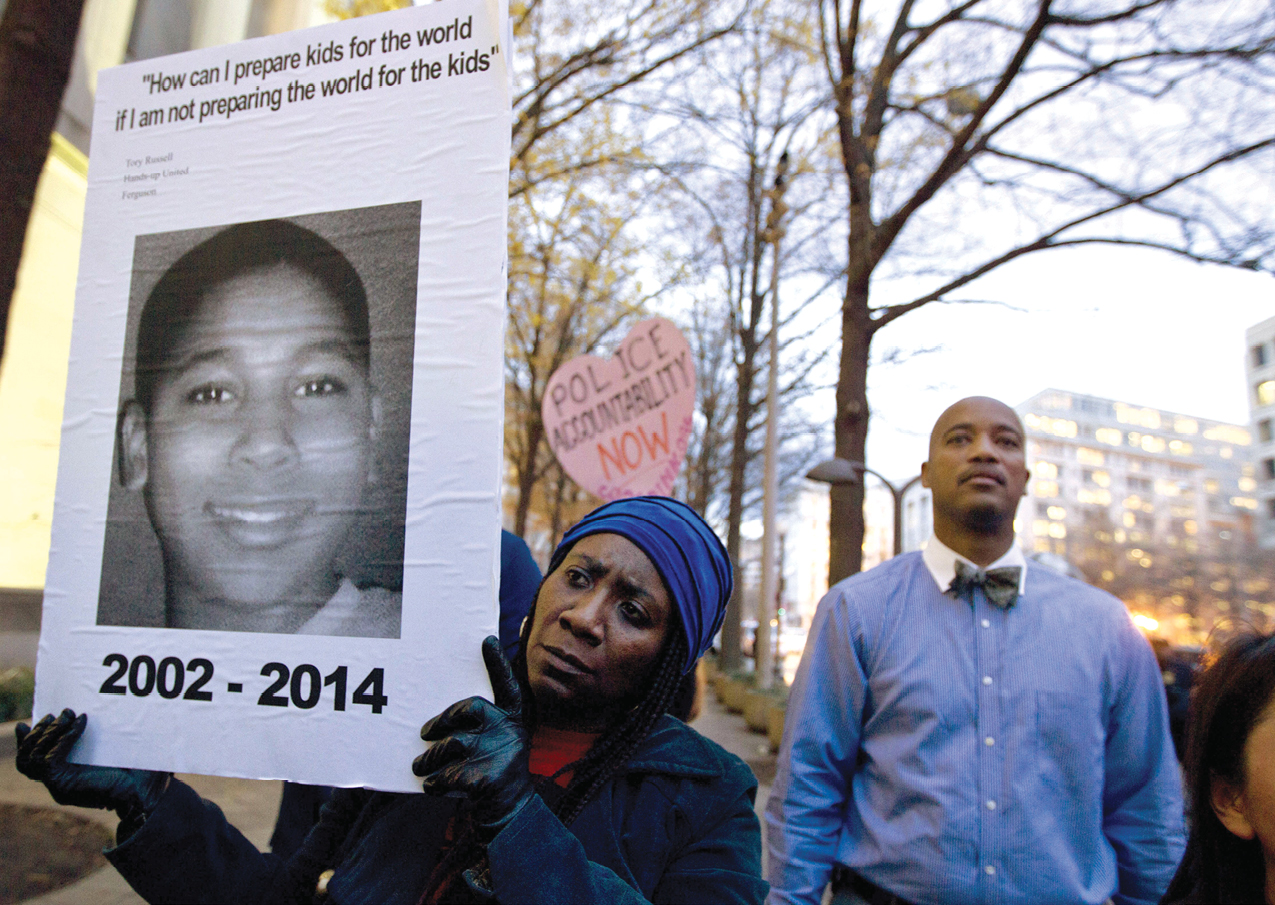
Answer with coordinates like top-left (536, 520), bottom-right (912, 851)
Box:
top-left (528, 726), bottom-right (600, 787)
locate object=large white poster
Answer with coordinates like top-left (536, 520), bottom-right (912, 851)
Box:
top-left (33, 1), bottom-right (510, 793)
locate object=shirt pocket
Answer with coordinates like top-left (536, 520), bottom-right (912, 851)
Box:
top-left (1034, 691), bottom-right (1103, 808)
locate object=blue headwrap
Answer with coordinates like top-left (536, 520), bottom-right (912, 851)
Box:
top-left (547, 496), bottom-right (733, 675)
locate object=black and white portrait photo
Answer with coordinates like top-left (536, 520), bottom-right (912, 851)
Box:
top-left (95, 202), bottom-right (420, 638)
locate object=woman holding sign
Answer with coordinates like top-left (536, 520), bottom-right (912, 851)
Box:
top-left (17, 496), bottom-right (767, 904)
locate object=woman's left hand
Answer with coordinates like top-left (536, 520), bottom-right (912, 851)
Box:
top-left (413, 636), bottom-right (535, 842)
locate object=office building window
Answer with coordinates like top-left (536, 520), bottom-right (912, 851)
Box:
top-left (1265, 458), bottom-right (1275, 481)
top-left (1268, 498), bottom-right (1275, 520)
top-left (1255, 343), bottom-right (1269, 368)
top-left (1261, 419), bottom-right (1274, 444)
top-left (1258, 381), bottom-right (1275, 407)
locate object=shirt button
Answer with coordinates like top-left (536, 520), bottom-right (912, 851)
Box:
top-left (986, 800), bottom-right (997, 810)
top-left (982, 676), bottom-right (992, 685)
top-left (981, 618), bottom-right (991, 628)
top-left (984, 736), bottom-right (995, 746)
top-left (985, 865), bottom-right (996, 876)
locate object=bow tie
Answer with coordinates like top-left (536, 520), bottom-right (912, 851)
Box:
top-left (948, 561), bottom-right (1021, 609)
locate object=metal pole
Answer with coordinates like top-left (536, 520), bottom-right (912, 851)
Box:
top-left (835, 461), bottom-right (922, 559)
top-left (892, 474), bottom-right (924, 556)
top-left (892, 485), bottom-right (904, 560)
top-left (757, 153), bottom-right (788, 690)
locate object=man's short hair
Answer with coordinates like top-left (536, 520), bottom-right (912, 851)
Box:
top-left (134, 218), bottom-right (370, 413)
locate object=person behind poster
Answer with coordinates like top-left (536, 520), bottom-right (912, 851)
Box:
top-left (112, 218), bottom-right (399, 637)
top-left (17, 496), bottom-right (767, 905)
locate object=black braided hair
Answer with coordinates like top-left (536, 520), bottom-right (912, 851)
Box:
top-left (511, 593), bottom-right (690, 828)
top-left (553, 630), bottom-right (687, 826)
top-left (418, 553), bottom-right (696, 902)
top-left (417, 616), bottom-right (687, 903)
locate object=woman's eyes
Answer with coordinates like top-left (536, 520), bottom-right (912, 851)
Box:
top-left (294, 376), bottom-right (349, 398)
top-left (560, 567), bottom-right (656, 627)
top-left (185, 383), bottom-right (236, 405)
top-left (618, 600), bottom-right (651, 627)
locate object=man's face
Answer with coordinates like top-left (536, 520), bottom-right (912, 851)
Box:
top-left (127, 263), bottom-right (375, 615)
top-left (921, 397), bottom-right (1029, 536)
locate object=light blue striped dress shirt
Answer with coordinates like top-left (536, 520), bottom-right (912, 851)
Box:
top-left (764, 541), bottom-right (1184, 905)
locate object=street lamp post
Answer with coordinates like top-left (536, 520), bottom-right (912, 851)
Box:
top-left (806, 458), bottom-right (923, 560)
top-left (756, 152), bottom-right (789, 691)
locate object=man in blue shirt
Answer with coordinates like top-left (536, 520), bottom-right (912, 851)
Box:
top-left (765, 397), bottom-right (1184, 905)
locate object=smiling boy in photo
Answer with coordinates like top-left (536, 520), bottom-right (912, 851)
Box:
top-left (112, 218), bottom-right (401, 637)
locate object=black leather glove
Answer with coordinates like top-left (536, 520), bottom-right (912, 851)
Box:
top-left (16, 709), bottom-right (171, 839)
top-left (413, 636), bottom-right (534, 842)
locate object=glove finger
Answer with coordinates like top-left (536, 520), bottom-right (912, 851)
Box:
top-left (482, 636), bottom-right (521, 714)
top-left (24, 710), bottom-right (76, 767)
top-left (19, 712), bottom-right (56, 747)
top-left (48, 712), bottom-right (88, 765)
top-left (420, 697), bottom-right (489, 741)
top-left (419, 758), bottom-right (477, 797)
top-left (412, 733), bottom-right (475, 779)
top-left (14, 714), bottom-right (53, 771)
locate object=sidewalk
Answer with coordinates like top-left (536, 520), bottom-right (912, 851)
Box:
top-left (3, 695), bottom-right (773, 904)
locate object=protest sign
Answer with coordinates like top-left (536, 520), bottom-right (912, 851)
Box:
top-left (33, 0), bottom-right (510, 793)
top-left (541, 317), bottom-right (695, 500)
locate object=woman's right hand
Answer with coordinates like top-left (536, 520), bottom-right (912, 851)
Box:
top-left (16, 709), bottom-right (170, 832)
top-left (413, 637), bottom-right (534, 842)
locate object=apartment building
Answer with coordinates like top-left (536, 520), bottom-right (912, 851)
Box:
top-left (1246, 315), bottom-right (1275, 549)
top-left (1016, 389), bottom-right (1263, 640)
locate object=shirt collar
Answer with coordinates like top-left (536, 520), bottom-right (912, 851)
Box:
top-left (922, 533), bottom-right (1028, 596)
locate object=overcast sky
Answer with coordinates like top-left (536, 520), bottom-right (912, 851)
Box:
top-left (823, 244), bottom-right (1275, 484)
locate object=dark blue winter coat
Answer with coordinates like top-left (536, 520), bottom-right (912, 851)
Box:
top-left (106, 714), bottom-right (767, 905)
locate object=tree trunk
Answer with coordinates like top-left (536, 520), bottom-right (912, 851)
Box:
top-left (0, 0), bottom-right (85, 363)
top-left (513, 413), bottom-right (544, 537)
top-left (720, 347), bottom-right (756, 671)
top-left (829, 280), bottom-right (871, 584)
top-left (828, 140), bottom-right (876, 585)
top-left (548, 462), bottom-right (569, 550)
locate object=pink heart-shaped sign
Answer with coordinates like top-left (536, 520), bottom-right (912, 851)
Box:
top-left (542, 317), bottom-right (696, 501)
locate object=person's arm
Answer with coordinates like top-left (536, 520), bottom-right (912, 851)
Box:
top-left (764, 587), bottom-right (867, 905)
top-left (1102, 620), bottom-right (1187, 905)
top-left (16, 710), bottom-right (304, 905)
top-left (486, 766), bottom-right (766, 904)
top-left (110, 781), bottom-right (370, 905)
top-left (106, 777), bottom-right (303, 905)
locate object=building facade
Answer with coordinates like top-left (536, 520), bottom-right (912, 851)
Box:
top-left (1016, 389), bottom-right (1266, 642)
top-left (1246, 315), bottom-right (1275, 549)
